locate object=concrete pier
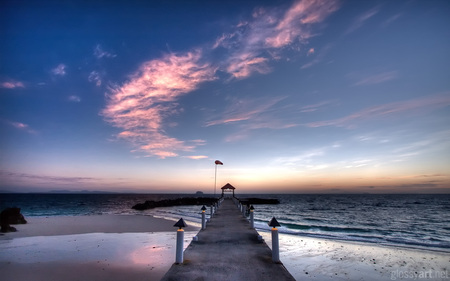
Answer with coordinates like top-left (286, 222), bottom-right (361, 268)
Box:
top-left (161, 198), bottom-right (295, 281)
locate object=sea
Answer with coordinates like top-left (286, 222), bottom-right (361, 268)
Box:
top-left (1, 193), bottom-right (449, 253)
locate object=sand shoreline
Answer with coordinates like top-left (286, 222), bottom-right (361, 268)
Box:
top-left (0, 214), bottom-right (199, 239)
top-left (1, 215), bottom-right (449, 280)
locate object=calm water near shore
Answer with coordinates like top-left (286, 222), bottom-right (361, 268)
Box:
top-left (1, 193), bottom-right (449, 252)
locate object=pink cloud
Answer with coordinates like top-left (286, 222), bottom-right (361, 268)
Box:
top-left (214, 0), bottom-right (340, 79)
top-left (1, 80), bottom-right (25, 89)
top-left (305, 94), bottom-right (450, 128)
top-left (184, 155), bottom-right (209, 160)
top-left (226, 55), bottom-right (270, 79)
top-left (7, 121), bottom-right (37, 134)
top-left (265, 0), bottom-right (340, 48)
top-left (102, 51), bottom-right (216, 158)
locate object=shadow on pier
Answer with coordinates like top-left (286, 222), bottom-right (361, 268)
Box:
top-left (161, 197), bottom-right (295, 281)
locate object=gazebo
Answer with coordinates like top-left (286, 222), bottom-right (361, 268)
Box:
top-left (221, 183), bottom-right (236, 197)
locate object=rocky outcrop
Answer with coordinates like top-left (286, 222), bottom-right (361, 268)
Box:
top-left (1, 207), bottom-right (27, 233)
top-left (238, 198), bottom-right (280, 205)
top-left (132, 197), bottom-right (219, 211)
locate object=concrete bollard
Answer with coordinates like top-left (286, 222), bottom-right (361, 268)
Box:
top-left (268, 217), bottom-right (281, 263)
top-left (173, 218), bottom-right (187, 264)
top-left (201, 205), bottom-right (207, 230)
top-left (249, 205), bottom-right (255, 228)
top-left (176, 229), bottom-right (184, 263)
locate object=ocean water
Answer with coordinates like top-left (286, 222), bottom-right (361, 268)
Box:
top-left (1, 193), bottom-right (449, 252)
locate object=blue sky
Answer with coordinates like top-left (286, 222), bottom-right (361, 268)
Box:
top-left (1, 0), bottom-right (449, 193)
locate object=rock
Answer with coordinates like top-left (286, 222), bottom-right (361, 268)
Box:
top-left (132, 197), bottom-right (219, 211)
top-left (239, 198), bottom-right (280, 205)
top-left (1, 207), bottom-right (27, 233)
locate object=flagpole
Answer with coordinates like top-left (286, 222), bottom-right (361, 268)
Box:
top-left (214, 164), bottom-right (217, 197)
top-left (214, 160), bottom-right (223, 198)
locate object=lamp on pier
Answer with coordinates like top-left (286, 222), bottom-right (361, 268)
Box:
top-left (268, 217), bottom-right (281, 263)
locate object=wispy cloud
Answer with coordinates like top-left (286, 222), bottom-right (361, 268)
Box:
top-left (94, 44), bottom-right (116, 59)
top-left (0, 170), bottom-right (98, 184)
top-left (205, 96), bottom-right (297, 142)
top-left (300, 99), bottom-right (338, 113)
top-left (352, 70), bottom-right (398, 86)
top-left (213, 0), bottom-right (340, 78)
top-left (305, 93), bottom-right (450, 128)
top-left (51, 63), bottom-right (67, 76)
top-left (301, 43), bottom-right (333, 69)
top-left (184, 155), bottom-right (209, 160)
top-left (205, 97), bottom-right (285, 127)
top-left (381, 13), bottom-right (402, 28)
top-left (68, 95), bottom-right (81, 102)
top-left (5, 120), bottom-right (37, 134)
top-left (102, 51), bottom-right (216, 158)
top-left (345, 6), bottom-right (380, 34)
top-left (273, 143), bottom-right (341, 168)
top-left (88, 71), bottom-right (102, 86)
top-left (1, 80), bottom-right (25, 89)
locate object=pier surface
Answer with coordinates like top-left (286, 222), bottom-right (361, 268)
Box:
top-left (161, 198), bottom-right (295, 281)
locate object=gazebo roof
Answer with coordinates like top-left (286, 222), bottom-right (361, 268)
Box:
top-left (221, 183), bottom-right (236, 190)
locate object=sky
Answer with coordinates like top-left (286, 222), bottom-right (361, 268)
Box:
top-left (1, 0), bottom-right (449, 194)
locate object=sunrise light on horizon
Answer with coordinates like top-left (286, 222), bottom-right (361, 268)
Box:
top-left (1, 0), bottom-right (449, 194)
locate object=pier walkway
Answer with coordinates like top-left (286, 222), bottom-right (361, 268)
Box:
top-left (161, 198), bottom-right (295, 281)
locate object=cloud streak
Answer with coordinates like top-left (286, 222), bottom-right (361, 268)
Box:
top-left (1, 80), bottom-right (25, 89)
top-left (4, 120), bottom-right (38, 134)
top-left (205, 97), bottom-right (285, 127)
top-left (345, 6), bottom-right (380, 34)
top-left (305, 93), bottom-right (450, 128)
top-left (352, 71), bottom-right (398, 86)
top-left (102, 51), bottom-right (216, 158)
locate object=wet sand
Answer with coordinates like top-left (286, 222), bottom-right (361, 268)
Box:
top-left (261, 232), bottom-right (450, 281)
top-left (0, 215), bottom-right (199, 281)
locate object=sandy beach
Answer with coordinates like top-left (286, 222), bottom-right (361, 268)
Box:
top-left (261, 232), bottom-right (450, 281)
top-left (1, 215), bottom-right (449, 281)
top-left (0, 215), bottom-right (199, 281)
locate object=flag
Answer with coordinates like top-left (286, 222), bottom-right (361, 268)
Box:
top-left (215, 160), bottom-right (223, 165)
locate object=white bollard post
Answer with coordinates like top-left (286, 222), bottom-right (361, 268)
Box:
top-left (176, 229), bottom-right (184, 264)
top-left (210, 205), bottom-right (214, 217)
top-left (201, 205), bottom-right (206, 230)
top-left (271, 228), bottom-right (279, 263)
top-left (173, 218), bottom-right (187, 264)
top-left (268, 217), bottom-right (281, 263)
